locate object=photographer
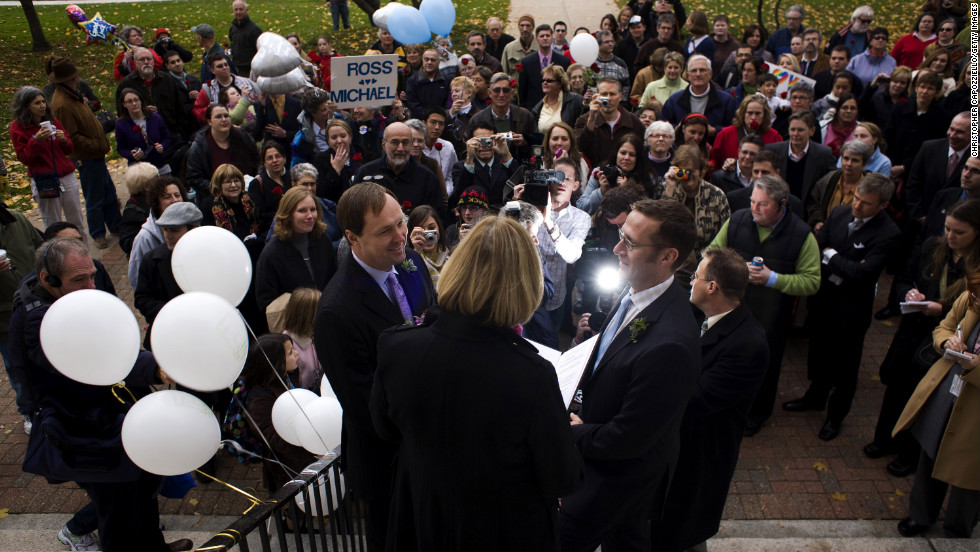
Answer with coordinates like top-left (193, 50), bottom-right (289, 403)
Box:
top-left (408, 205), bottom-right (450, 285)
top-left (514, 158), bottom-right (590, 333)
top-left (450, 122), bottom-right (517, 207)
top-left (151, 29), bottom-right (193, 65)
top-left (576, 134), bottom-right (652, 215)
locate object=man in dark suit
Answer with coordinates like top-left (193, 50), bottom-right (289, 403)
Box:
top-left (917, 155), bottom-right (980, 243)
top-left (904, 113), bottom-right (970, 223)
top-left (654, 248), bottom-right (769, 551)
top-left (562, 199), bottom-right (701, 551)
top-left (712, 135), bottom-right (763, 194)
top-left (314, 182), bottom-right (435, 550)
top-left (783, 174), bottom-right (901, 440)
top-left (725, 150), bottom-right (805, 218)
top-left (450, 121), bottom-right (517, 207)
top-left (518, 25), bottom-right (570, 109)
top-left (763, 112), bottom-right (837, 206)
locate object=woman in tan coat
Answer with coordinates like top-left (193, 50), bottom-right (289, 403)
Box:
top-left (893, 271), bottom-right (979, 539)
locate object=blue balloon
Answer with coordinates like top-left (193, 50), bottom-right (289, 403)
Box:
top-left (419, 0), bottom-right (456, 37)
top-left (387, 5), bottom-right (432, 45)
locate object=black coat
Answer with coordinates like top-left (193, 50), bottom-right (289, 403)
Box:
top-left (370, 309), bottom-right (582, 551)
top-left (118, 195), bottom-right (149, 256)
top-left (354, 156), bottom-right (446, 221)
top-left (252, 94), bottom-right (302, 157)
top-left (885, 101), bottom-right (951, 171)
top-left (763, 140), bottom-right (837, 206)
top-left (314, 250), bottom-right (434, 501)
top-left (654, 305), bottom-right (769, 550)
top-left (918, 187), bottom-right (974, 247)
top-left (518, 51), bottom-right (571, 109)
top-left (449, 156), bottom-right (518, 208)
top-left (905, 138), bottom-right (966, 222)
top-left (133, 244), bottom-right (183, 348)
top-left (254, 232), bottom-right (337, 313)
top-left (562, 281), bottom-right (700, 541)
top-left (247, 168), bottom-right (292, 238)
top-left (529, 91), bottom-right (585, 129)
top-left (311, 145), bottom-right (362, 202)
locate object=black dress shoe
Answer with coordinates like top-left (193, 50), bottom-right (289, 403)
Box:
top-left (782, 398), bottom-right (823, 412)
top-left (887, 458), bottom-right (916, 477)
top-left (167, 538), bottom-right (194, 552)
top-left (875, 306), bottom-right (899, 320)
top-left (897, 517), bottom-right (929, 537)
top-left (863, 442), bottom-right (895, 459)
top-left (818, 420), bottom-right (840, 441)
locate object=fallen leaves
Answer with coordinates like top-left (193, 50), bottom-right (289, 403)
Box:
top-left (830, 492), bottom-right (847, 501)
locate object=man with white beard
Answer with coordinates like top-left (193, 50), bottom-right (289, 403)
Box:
top-left (116, 47), bottom-right (191, 141)
top-left (825, 6), bottom-right (875, 58)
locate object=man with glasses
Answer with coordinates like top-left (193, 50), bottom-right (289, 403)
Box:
top-left (469, 72), bottom-right (537, 162)
top-left (405, 49), bottom-right (450, 119)
top-left (661, 55), bottom-right (736, 139)
top-left (518, 24), bottom-right (570, 109)
top-left (796, 28), bottom-right (830, 78)
top-left (826, 6), bottom-right (875, 58)
top-left (708, 175), bottom-right (820, 437)
top-left (420, 107), bottom-right (457, 197)
top-left (191, 23), bottom-right (233, 82)
top-left (502, 14), bottom-right (538, 78)
top-left (117, 47), bottom-right (189, 142)
top-left (845, 27), bottom-right (896, 86)
top-left (484, 16), bottom-right (515, 62)
top-left (191, 51), bottom-right (255, 123)
top-left (713, 135), bottom-right (763, 194)
top-left (562, 198), bottom-right (700, 551)
top-left (917, 155), bottom-right (980, 240)
top-left (552, 20), bottom-right (570, 56)
top-left (765, 5), bottom-right (806, 57)
top-left (354, 122), bottom-right (446, 221)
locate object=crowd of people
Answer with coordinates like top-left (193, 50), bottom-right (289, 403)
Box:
top-left (2, 0), bottom-right (979, 550)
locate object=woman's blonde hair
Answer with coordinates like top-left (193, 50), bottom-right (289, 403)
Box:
top-left (437, 216), bottom-right (542, 328)
top-left (210, 163), bottom-right (245, 197)
top-left (542, 64), bottom-right (570, 92)
top-left (450, 75), bottom-right (476, 96)
top-left (778, 53), bottom-right (800, 73)
top-left (281, 287), bottom-right (322, 337)
top-left (274, 187), bottom-right (326, 240)
top-left (125, 162), bottom-right (159, 196)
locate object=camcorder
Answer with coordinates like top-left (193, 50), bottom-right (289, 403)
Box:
top-left (506, 145), bottom-right (564, 207)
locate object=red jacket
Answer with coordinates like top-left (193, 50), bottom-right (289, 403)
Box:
top-left (113, 49), bottom-right (164, 82)
top-left (9, 118), bottom-right (76, 177)
top-left (710, 124), bottom-right (783, 177)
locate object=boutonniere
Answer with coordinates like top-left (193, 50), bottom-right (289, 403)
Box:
top-left (132, 125), bottom-right (140, 133)
top-left (401, 259), bottom-right (418, 273)
top-left (629, 318), bottom-right (648, 343)
top-left (281, 110), bottom-right (288, 118)
top-left (352, 152), bottom-right (362, 162)
top-left (403, 311), bottom-right (427, 326)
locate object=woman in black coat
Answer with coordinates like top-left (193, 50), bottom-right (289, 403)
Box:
top-left (370, 216), bottom-right (582, 551)
top-left (255, 187), bottom-right (337, 314)
top-left (248, 141), bottom-right (292, 237)
top-left (530, 65), bottom-right (584, 133)
top-left (310, 119), bottom-right (362, 202)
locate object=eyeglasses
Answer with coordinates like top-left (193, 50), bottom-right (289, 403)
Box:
top-left (858, 18), bottom-right (873, 24)
top-left (542, 78), bottom-right (558, 83)
top-left (871, 35), bottom-right (887, 40)
top-left (213, 63), bottom-right (229, 69)
top-left (839, 104), bottom-right (858, 110)
top-left (555, 28), bottom-right (567, 33)
top-left (689, 273), bottom-right (710, 284)
top-left (223, 179), bottom-right (243, 185)
top-left (618, 228), bottom-right (663, 251)
top-left (123, 99), bottom-right (141, 105)
top-left (940, 27), bottom-right (956, 32)
top-left (490, 87), bottom-right (512, 94)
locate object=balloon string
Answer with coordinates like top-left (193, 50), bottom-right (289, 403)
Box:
top-left (111, 383), bottom-right (137, 405)
top-left (193, 469), bottom-right (274, 514)
top-left (195, 529), bottom-right (242, 550)
top-left (239, 315), bottom-right (333, 455)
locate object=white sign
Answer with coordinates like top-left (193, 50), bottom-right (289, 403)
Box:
top-left (329, 54), bottom-right (399, 109)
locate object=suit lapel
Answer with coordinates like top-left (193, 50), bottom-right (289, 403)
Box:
top-left (591, 285), bottom-right (677, 378)
top-left (344, 255), bottom-right (402, 325)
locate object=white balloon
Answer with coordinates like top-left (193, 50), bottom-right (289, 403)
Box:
top-left (272, 388), bottom-right (320, 446)
top-left (171, 226), bottom-right (252, 307)
top-left (372, 3), bottom-right (396, 30)
top-left (255, 67), bottom-right (309, 95)
top-left (122, 390), bottom-right (221, 476)
top-left (569, 33), bottom-right (600, 67)
top-left (296, 397), bottom-right (344, 455)
top-left (150, 292), bottom-right (248, 392)
top-left (319, 374), bottom-right (336, 399)
top-left (250, 32), bottom-right (302, 78)
top-left (295, 470), bottom-right (346, 513)
top-left (40, 289), bottom-right (140, 386)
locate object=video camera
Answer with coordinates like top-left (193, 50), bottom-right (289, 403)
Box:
top-left (507, 145), bottom-right (564, 207)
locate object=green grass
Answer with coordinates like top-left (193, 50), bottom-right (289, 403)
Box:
top-left (0, 0), bottom-right (917, 209)
top-left (0, 0), bottom-right (506, 209)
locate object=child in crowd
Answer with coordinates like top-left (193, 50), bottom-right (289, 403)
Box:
top-left (758, 72), bottom-right (790, 123)
top-left (280, 288), bottom-right (323, 390)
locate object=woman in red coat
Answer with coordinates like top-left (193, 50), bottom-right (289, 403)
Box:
top-left (710, 95), bottom-right (782, 176)
top-left (8, 86), bottom-right (85, 235)
top-left (891, 12), bottom-right (938, 68)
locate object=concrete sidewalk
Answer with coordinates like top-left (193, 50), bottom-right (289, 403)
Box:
top-left (505, 0), bottom-right (617, 35)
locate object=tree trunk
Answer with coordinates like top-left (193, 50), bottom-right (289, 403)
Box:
top-left (351, 0), bottom-right (381, 25)
top-left (756, 0), bottom-right (767, 36)
top-left (20, 0), bottom-right (52, 52)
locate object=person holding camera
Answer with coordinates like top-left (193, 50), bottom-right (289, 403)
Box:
top-left (575, 77), bottom-right (644, 170)
top-left (450, 122), bottom-right (517, 207)
top-left (408, 205), bottom-right (449, 285)
top-left (151, 29), bottom-right (193, 66)
top-left (577, 134), bottom-right (651, 215)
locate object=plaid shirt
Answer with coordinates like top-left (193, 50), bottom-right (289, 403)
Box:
top-left (536, 204), bottom-right (592, 310)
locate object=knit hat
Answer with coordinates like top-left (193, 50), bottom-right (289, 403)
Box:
top-left (154, 28), bottom-right (171, 40)
top-left (191, 24), bottom-right (215, 38)
top-left (46, 56), bottom-right (80, 84)
top-left (156, 202), bottom-right (203, 227)
top-left (518, 15), bottom-right (535, 27)
top-left (457, 185), bottom-right (490, 210)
